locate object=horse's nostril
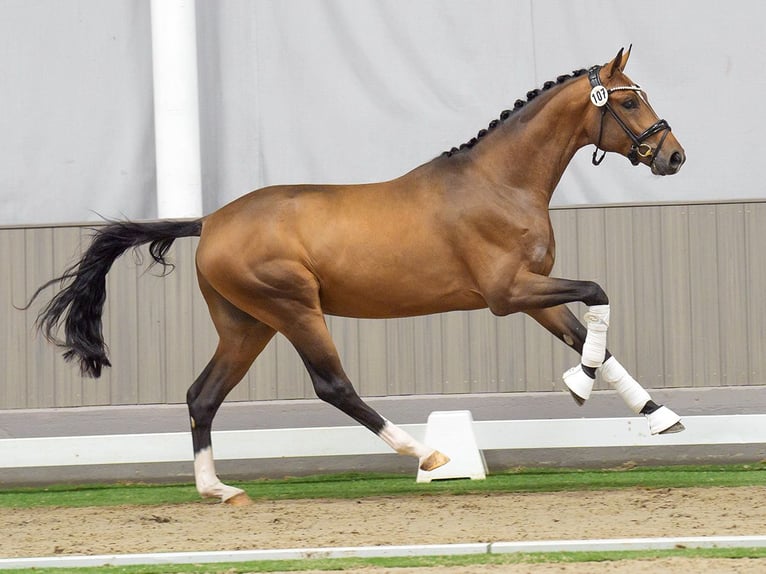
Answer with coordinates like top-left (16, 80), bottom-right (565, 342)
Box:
top-left (670, 151), bottom-right (684, 167)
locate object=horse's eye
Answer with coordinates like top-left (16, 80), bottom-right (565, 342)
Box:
top-left (622, 98), bottom-right (637, 110)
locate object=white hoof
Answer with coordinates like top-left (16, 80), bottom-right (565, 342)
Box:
top-left (563, 365), bottom-right (594, 403)
top-left (646, 406), bottom-right (682, 435)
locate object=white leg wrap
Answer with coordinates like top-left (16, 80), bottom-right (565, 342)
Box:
top-left (194, 447), bottom-right (246, 502)
top-left (582, 304), bottom-right (610, 368)
top-left (597, 356), bottom-right (650, 414)
top-left (379, 420), bottom-right (434, 462)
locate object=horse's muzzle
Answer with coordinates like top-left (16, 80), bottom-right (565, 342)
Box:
top-left (652, 147), bottom-right (686, 176)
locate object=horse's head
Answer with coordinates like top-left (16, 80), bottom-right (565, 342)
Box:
top-left (587, 47), bottom-right (685, 175)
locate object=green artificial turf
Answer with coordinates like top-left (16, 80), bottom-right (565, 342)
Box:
top-left (2, 463), bottom-right (765, 508)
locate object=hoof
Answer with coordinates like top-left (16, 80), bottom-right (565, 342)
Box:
top-left (659, 421), bottom-right (686, 435)
top-left (223, 492), bottom-right (253, 506)
top-left (647, 405), bottom-right (683, 435)
top-left (568, 389), bottom-right (586, 406)
top-left (563, 365), bottom-right (593, 406)
top-left (419, 450), bottom-right (450, 472)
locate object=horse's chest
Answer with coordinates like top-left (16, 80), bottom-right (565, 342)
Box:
top-left (459, 210), bottom-right (555, 274)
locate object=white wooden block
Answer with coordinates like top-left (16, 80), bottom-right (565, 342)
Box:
top-left (417, 410), bottom-right (487, 482)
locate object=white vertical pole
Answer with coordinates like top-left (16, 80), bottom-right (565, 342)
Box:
top-left (150, 0), bottom-right (203, 219)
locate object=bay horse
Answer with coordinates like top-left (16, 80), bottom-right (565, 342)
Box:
top-left (30, 48), bottom-right (685, 505)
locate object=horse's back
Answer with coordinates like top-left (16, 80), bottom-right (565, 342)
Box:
top-left (195, 178), bottom-right (487, 318)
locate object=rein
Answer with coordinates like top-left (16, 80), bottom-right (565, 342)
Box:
top-left (588, 65), bottom-right (671, 167)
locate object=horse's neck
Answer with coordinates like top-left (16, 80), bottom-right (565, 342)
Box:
top-left (469, 83), bottom-right (591, 205)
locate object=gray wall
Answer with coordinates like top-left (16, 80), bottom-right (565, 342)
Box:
top-left (2, 1), bottom-right (766, 225)
top-left (3, 200), bottom-right (764, 410)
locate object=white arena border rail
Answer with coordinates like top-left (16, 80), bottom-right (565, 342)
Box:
top-left (1, 414), bottom-right (765, 469)
top-left (2, 536), bottom-right (766, 570)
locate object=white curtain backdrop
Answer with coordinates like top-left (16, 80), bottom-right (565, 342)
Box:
top-left (1, 0), bottom-right (764, 224)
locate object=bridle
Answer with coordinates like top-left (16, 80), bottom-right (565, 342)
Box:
top-left (588, 65), bottom-right (672, 167)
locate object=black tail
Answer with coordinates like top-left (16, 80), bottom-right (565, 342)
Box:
top-left (27, 219), bottom-right (203, 378)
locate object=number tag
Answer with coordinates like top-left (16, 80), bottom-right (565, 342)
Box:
top-left (590, 86), bottom-right (609, 107)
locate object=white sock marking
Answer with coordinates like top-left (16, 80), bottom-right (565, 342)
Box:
top-left (193, 447), bottom-right (245, 502)
top-left (379, 420), bottom-right (433, 460)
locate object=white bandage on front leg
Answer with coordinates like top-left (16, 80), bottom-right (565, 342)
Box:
top-left (581, 304), bottom-right (610, 368)
top-left (597, 356), bottom-right (650, 414)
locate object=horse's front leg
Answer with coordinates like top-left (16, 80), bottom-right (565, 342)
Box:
top-left (488, 271), bottom-right (682, 434)
top-left (489, 272), bottom-right (612, 396)
top-left (526, 304), bottom-right (684, 435)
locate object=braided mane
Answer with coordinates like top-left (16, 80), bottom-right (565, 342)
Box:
top-left (441, 68), bottom-right (589, 158)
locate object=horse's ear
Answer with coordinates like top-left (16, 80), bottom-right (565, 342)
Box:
top-left (607, 45), bottom-right (631, 78)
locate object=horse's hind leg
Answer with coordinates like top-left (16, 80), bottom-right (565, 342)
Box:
top-left (277, 308), bottom-right (449, 471)
top-left (526, 305), bottom-right (684, 435)
top-left (188, 277), bottom-right (276, 504)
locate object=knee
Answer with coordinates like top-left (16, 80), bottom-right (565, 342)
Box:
top-left (583, 281), bottom-right (608, 307)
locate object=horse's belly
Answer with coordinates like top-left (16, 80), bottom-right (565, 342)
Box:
top-left (318, 279), bottom-right (486, 319)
